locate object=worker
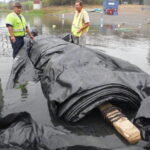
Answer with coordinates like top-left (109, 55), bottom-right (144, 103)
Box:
top-left (6, 2), bottom-right (34, 58)
top-left (71, 0), bottom-right (90, 46)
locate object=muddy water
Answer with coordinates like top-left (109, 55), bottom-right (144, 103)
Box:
top-left (0, 13), bottom-right (150, 148)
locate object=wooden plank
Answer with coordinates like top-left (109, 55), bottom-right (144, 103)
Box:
top-left (98, 102), bottom-right (141, 144)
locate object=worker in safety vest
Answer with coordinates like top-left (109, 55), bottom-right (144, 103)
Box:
top-left (71, 0), bottom-right (90, 46)
top-left (6, 2), bottom-right (34, 58)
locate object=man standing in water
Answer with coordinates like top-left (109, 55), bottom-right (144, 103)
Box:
top-left (6, 2), bottom-right (34, 58)
top-left (71, 0), bottom-right (90, 46)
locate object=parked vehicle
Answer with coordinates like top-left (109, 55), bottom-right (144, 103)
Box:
top-left (103, 0), bottom-right (119, 15)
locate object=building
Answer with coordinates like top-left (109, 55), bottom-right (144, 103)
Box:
top-left (33, 0), bottom-right (42, 10)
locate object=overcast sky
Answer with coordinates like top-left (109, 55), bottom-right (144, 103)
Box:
top-left (0, 0), bottom-right (10, 2)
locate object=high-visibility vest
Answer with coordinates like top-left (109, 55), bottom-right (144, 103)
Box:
top-left (6, 12), bottom-right (27, 36)
top-left (71, 9), bottom-right (89, 37)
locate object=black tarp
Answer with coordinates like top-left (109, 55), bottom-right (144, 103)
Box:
top-left (2, 35), bottom-right (150, 150)
top-left (0, 78), bottom-right (3, 102)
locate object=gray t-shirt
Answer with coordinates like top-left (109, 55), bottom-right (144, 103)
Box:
top-left (82, 9), bottom-right (90, 23)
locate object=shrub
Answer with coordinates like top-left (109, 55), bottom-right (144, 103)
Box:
top-left (22, 1), bottom-right (33, 10)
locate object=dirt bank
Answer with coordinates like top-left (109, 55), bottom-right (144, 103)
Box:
top-left (61, 5), bottom-right (150, 26)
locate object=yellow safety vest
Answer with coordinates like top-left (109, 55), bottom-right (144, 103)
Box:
top-left (71, 9), bottom-right (89, 37)
top-left (6, 12), bottom-right (27, 36)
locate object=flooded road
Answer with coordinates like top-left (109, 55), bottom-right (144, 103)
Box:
top-left (1, 13), bottom-right (150, 74)
top-left (0, 13), bottom-right (150, 148)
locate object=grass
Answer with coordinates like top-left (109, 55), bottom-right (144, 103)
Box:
top-left (3, 4), bottom-right (143, 16)
top-left (0, 5), bottom-right (103, 15)
top-left (23, 9), bottom-right (45, 15)
top-left (22, 5), bottom-right (96, 15)
top-left (42, 5), bottom-right (102, 14)
top-left (0, 9), bottom-right (11, 13)
top-left (0, 4), bottom-right (146, 14)
top-left (42, 6), bottom-right (74, 14)
top-left (16, 82), bottom-right (28, 89)
top-left (0, 6), bottom-right (73, 15)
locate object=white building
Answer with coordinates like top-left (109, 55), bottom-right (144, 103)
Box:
top-left (33, 0), bottom-right (42, 10)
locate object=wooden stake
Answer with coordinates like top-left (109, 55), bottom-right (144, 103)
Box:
top-left (99, 102), bottom-right (141, 144)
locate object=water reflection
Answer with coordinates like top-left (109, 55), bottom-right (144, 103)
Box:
top-left (32, 16), bottom-right (43, 34)
top-left (26, 14), bottom-right (71, 35)
top-left (147, 41), bottom-right (150, 65)
top-left (0, 79), bottom-right (4, 114)
top-left (0, 26), bottom-right (12, 57)
top-left (1, 14), bottom-right (150, 74)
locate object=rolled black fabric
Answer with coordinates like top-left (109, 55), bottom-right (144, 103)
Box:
top-left (9, 35), bottom-right (150, 122)
top-left (4, 35), bottom-right (150, 150)
top-left (29, 36), bottom-right (150, 122)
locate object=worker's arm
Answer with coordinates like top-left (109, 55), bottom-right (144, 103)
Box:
top-left (77, 11), bottom-right (90, 33)
top-left (77, 22), bottom-right (90, 33)
top-left (6, 14), bottom-right (16, 43)
top-left (26, 27), bottom-right (34, 40)
top-left (7, 26), bottom-right (16, 43)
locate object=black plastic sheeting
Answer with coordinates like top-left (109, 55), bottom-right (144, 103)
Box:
top-left (0, 79), bottom-right (3, 102)
top-left (2, 35), bottom-right (150, 150)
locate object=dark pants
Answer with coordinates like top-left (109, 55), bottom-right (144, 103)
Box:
top-left (72, 35), bottom-right (79, 45)
top-left (10, 36), bottom-right (24, 58)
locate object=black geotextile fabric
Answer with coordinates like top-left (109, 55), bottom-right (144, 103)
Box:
top-left (32, 35), bottom-right (150, 122)
top-left (0, 112), bottom-right (149, 150)
top-left (6, 37), bottom-right (38, 89)
top-left (0, 79), bottom-right (3, 102)
top-left (2, 35), bottom-right (150, 149)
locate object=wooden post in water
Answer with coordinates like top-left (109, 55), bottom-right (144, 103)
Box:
top-left (99, 102), bottom-right (141, 144)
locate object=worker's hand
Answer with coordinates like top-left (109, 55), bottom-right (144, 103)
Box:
top-left (29, 34), bottom-right (35, 40)
top-left (77, 28), bottom-right (82, 33)
top-left (10, 36), bottom-right (16, 43)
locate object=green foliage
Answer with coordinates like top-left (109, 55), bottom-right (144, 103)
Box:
top-left (0, 0), bottom-right (104, 11)
top-left (0, 9), bottom-right (11, 13)
top-left (42, 0), bottom-right (103, 6)
top-left (22, 1), bottom-right (33, 10)
top-left (83, 0), bottom-right (103, 5)
top-left (16, 82), bottom-right (28, 89)
top-left (0, 2), bottom-right (8, 9)
top-left (23, 9), bottom-right (45, 15)
top-left (42, 0), bottom-right (53, 7)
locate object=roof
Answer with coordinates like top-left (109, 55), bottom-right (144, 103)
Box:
top-left (34, 0), bottom-right (41, 4)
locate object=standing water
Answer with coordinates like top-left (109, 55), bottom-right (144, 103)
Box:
top-left (0, 12), bottom-right (150, 148)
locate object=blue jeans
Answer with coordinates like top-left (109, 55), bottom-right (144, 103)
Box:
top-left (10, 36), bottom-right (24, 58)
